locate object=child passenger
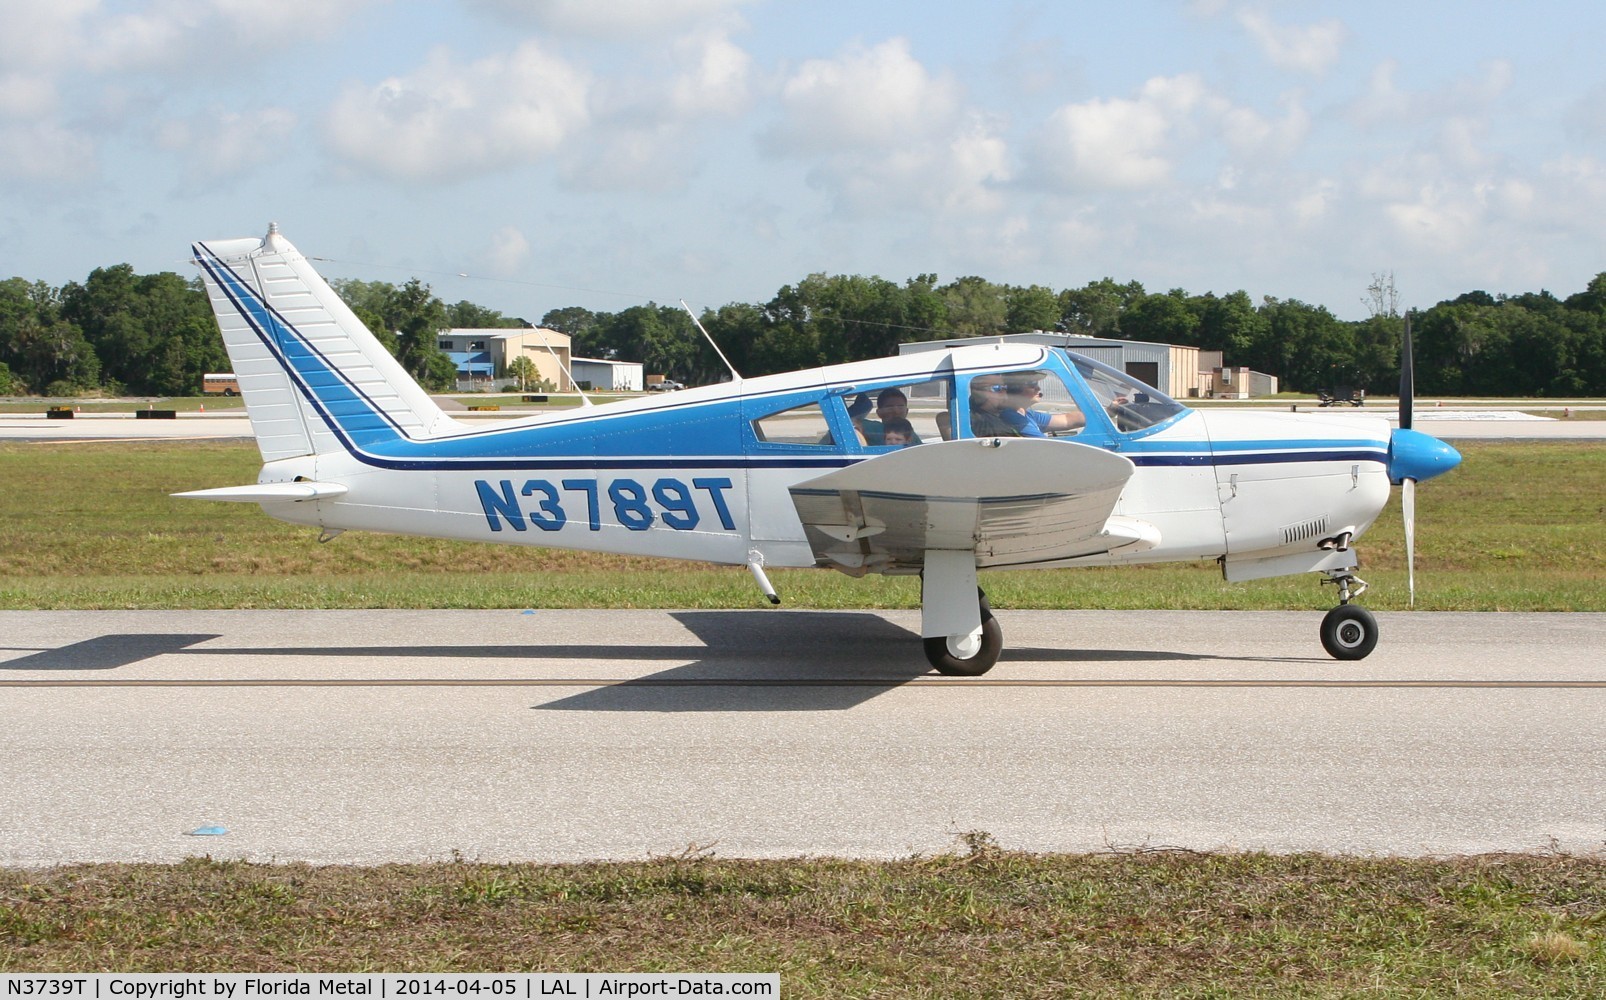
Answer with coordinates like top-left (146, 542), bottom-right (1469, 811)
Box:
top-left (881, 417), bottom-right (916, 447)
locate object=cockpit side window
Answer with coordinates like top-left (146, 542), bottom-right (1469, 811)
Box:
top-left (964, 370), bottom-right (1086, 439)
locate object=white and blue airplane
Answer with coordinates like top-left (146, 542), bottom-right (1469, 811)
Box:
top-left (179, 225), bottom-right (1462, 675)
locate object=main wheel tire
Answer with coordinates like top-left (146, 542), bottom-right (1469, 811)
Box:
top-left (924, 616), bottom-right (1003, 676)
top-left (1320, 604), bottom-right (1378, 660)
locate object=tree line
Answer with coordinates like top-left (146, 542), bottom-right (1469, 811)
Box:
top-left (4, 262), bottom-right (1605, 397)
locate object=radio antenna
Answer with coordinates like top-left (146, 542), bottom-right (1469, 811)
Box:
top-left (682, 300), bottom-right (741, 384)
top-left (536, 329), bottom-right (591, 407)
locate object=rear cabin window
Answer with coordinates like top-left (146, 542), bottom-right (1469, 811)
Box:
top-left (752, 402), bottom-right (837, 446)
top-left (847, 378), bottom-right (952, 448)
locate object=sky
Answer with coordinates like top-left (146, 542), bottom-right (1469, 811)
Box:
top-left (3, 0), bottom-right (1605, 324)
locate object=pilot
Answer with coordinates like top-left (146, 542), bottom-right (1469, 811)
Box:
top-left (1002, 372), bottom-right (1084, 437)
top-left (968, 378), bottom-right (1023, 437)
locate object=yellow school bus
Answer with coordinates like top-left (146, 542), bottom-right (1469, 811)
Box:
top-left (203, 373), bottom-right (239, 396)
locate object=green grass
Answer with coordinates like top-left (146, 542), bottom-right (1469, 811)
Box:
top-left (3, 851), bottom-right (1603, 993)
top-left (0, 396), bottom-right (247, 413)
top-left (2, 439), bottom-right (1603, 611)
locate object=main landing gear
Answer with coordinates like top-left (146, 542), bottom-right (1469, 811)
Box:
top-left (923, 591), bottom-right (1002, 676)
top-left (1319, 568), bottom-right (1377, 660)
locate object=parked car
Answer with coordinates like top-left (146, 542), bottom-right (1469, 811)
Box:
top-left (647, 380), bottom-right (685, 392)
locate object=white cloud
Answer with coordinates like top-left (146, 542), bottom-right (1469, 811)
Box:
top-left (478, 225), bottom-right (531, 277)
top-left (802, 112), bottom-right (1011, 217)
top-left (323, 42), bottom-right (591, 182)
top-left (554, 31), bottom-right (753, 193)
top-left (1031, 75), bottom-right (1207, 190)
top-left (1218, 93), bottom-right (1310, 158)
top-left (462, 0), bottom-right (754, 38)
top-left (1292, 179), bottom-right (1338, 226)
top-left (1029, 74), bottom-right (1311, 194)
top-left (1348, 58), bottom-right (1514, 128)
top-left (1236, 9), bottom-right (1347, 76)
top-left (0, 0), bottom-right (97, 72)
top-left (0, 73), bottom-right (58, 119)
top-left (766, 38), bottom-right (964, 155)
top-left (0, 121), bottom-right (97, 183)
top-left (670, 31), bottom-right (753, 117)
top-left (155, 107), bottom-right (298, 181)
top-left (756, 36), bottom-right (1009, 222)
top-left (73, 0), bottom-right (375, 74)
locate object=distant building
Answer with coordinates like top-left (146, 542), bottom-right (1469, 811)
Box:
top-left (437, 328), bottom-right (572, 390)
top-left (572, 357), bottom-right (645, 392)
top-left (1210, 366), bottom-right (1280, 399)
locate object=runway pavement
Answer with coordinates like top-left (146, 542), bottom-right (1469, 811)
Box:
top-left (3, 608), bottom-right (1603, 865)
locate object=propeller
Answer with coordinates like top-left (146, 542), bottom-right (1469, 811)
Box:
top-left (1399, 315), bottom-right (1416, 606)
top-left (1387, 314), bottom-right (1461, 607)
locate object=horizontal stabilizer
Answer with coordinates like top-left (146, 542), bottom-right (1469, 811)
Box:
top-left (172, 482), bottom-right (349, 503)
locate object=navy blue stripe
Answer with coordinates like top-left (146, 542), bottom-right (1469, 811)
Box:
top-left (1132, 450), bottom-right (1386, 468)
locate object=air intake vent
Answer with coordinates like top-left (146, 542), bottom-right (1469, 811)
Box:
top-left (1281, 515), bottom-right (1330, 545)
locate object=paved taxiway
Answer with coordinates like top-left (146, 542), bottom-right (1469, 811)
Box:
top-left (4, 609), bottom-right (1603, 865)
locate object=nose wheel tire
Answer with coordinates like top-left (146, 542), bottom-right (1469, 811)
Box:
top-left (1320, 604), bottom-right (1378, 660)
top-left (924, 592), bottom-right (1001, 676)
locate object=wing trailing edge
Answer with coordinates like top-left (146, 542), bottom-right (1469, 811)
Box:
top-left (172, 482), bottom-right (349, 503)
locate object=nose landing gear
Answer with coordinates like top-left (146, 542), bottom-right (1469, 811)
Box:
top-left (1319, 569), bottom-right (1377, 660)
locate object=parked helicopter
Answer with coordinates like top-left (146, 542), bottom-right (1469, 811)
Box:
top-left (179, 225), bottom-right (1461, 675)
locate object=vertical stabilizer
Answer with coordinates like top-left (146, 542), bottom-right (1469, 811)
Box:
top-left (191, 224), bottom-right (459, 462)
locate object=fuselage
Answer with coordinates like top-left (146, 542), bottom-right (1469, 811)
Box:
top-left (253, 343), bottom-right (1407, 581)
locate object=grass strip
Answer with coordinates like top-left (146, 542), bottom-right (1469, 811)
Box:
top-left (2, 440), bottom-right (1603, 612)
top-left (2, 851), bottom-right (1603, 995)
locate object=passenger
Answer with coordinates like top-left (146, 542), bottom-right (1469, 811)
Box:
top-left (857, 388), bottom-right (921, 445)
top-left (881, 417), bottom-right (916, 447)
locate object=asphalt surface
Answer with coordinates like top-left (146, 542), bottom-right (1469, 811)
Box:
top-left (4, 609), bottom-right (1603, 865)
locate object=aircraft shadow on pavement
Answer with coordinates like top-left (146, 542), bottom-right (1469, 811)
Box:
top-left (1, 634), bottom-right (222, 671)
top-left (533, 611), bottom-right (1246, 713)
top-left (537, 611), bottom-right (929, 712)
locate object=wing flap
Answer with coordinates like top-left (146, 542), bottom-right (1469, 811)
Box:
top-left (788, 438), bottom-right (1151, 569)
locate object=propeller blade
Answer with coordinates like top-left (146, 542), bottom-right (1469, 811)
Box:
top-left (1402, 477), bottom-right (1417, 607)
top-left (1399, 314), bottom-right (1414, 431)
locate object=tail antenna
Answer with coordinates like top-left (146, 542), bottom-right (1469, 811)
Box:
top-left (682, 300), bottom-right (741, 384)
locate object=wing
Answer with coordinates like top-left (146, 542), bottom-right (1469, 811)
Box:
top-left (787, 437), bottom-right (1157, 572)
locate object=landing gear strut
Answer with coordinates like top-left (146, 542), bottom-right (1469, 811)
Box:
top-left (1319, 568), bottom-right (1376, 660)
top-left (924, 590), bottom-right (1002, 676)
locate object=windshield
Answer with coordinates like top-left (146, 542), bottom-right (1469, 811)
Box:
top-left (1067, 353), bottom-right (1186, 433)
